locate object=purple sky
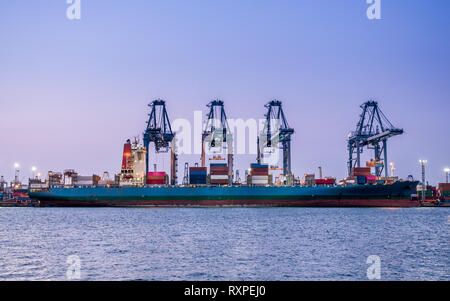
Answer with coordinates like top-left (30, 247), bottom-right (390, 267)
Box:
top-left (0, 0), bottom-right (449, 184)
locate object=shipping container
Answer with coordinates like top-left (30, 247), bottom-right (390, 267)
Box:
top-left (315, 179), bottom-right (335, 185)
top-left (210, 175), bottom-right (229, 180)
top-left (189, 167), bottom-right (207, 172)
top-left (250, 163), bottom-right (269, 168)
top-left (251, 171), bottom-right (269, 176)
top-left (147, 176), bottom-right (165, 180)
top-left (251, 175), bottom-right (269, 181)
top-left (147, 180), bottom-right (165, 185)
top-left (356, 176), bottom-right (367, 184)
top-left (210, 166), bottom-right (228, 170)
top-left (351, 167), bottom-right (372, 177)
top-left (210, 179), bottom-right (229, 185)
top-left (210, 163), bottom-right (227, 167)
top-left (251, 167), bottom-right (269, 171)
top-left (252, 180), bottom-right (269, 185)
top-left (148, 172), bottom-right (166, 177)
top-left (189, 171), bottom-right (207, 176)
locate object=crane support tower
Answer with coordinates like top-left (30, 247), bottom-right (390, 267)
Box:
top-left (258, 100), bottom-right (294, 176)
top-left (201, 100), bottom-right (233, 184)
top-left (347, 100), bottom-right (403, 178)
top-left (143, 99), bottom-right (178, 185)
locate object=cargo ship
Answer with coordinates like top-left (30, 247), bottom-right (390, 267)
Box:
top-left (27, 100), bottom-right (423, 208)
top-left (29, 181), bottom-right (419, 207)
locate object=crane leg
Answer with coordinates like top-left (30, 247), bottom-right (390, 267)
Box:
top-left (383, 139), bottom-right (388, 178)
top-left (374, 143), bottom-right (381, 177)
top-left (356, 141), bottom-right (361, 168)
top-left (282, 140), bottom-right (291, 176)
top-left (201, 137), bottom-right (206, 168)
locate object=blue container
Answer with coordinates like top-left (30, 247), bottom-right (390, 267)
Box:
top-left (189, 175), bottom-right (207, 180)
top-left (210, 163), bottom-right (227, 167)
top-left (250, 163), bottom-right (269, 168)
top-left (189, 177), bottom-right (207, 184)
top-left (189, 176), bottom-right (207, 180)
top-left (357, 176), bottom-right (367, 185)
top-left (189, 171), bottom-right (207, 176)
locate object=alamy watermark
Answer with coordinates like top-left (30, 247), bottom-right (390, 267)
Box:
top-left (66, 0), bottom-right (81, 20)
top-left (366, 0), bottom-right (381, 20)
top-left (65, 1), bottom-right (381, 21)
top-left (366, 255), bottom-right (381, 280)
top-left (66, 255), bottom-right (81, 280)
top-left (168, 112), bottom-right (283, 165)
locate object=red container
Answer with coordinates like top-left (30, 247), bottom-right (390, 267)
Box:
top-left (315, 179), bottom-right (335, 185)
top-left (189, 167), bottom-right (207, 172)
top-left (210, 170), bottom-right (228, 175)
top-left (351, 172), bottom-right (372, 177)
top-left (147, 180), bottom-right (165, 185)
top-left (210, 179), bottom-right (229, 185)
top-left (147, 176), bottom-right (166, 181)
top-left (438, 183), bottom-right (450, 191)
top-left (210, 166), bottom-right (228, 171)
top-left (148, 172), bottom-right (166, 177)
top-left (251, 171), bottom-right (269, 176)
top-left (251, 167), bottom-right (268, 172)
top-left (352, 167), bottom-right (371, 172)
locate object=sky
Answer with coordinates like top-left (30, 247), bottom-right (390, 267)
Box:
top-left (0, 0), bottom-right (449, 185)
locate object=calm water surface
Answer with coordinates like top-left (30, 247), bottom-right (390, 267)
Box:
top-left (0, 207), bottom-right (448, 280)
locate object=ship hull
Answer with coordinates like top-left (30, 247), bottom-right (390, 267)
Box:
top-left (29, 181), bottom-right (420, 208)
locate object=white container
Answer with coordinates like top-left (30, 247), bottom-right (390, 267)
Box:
top-left (252, 180), bottom-right (268, 185)
top-left (251, 175), bottom-right (269, 181)
top-left (210, 175), bottom-right (229, 180)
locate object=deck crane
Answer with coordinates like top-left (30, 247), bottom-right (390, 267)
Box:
top-left (347, 100), bottom-right (403, 178)
top-left (143, 99), bottom-right (178, 185)
top-left (258, 100), bottom-right (294, 177)
top-left (201, 100), bottom-right (233, 184)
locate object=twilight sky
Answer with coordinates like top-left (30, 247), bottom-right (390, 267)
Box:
top-left (0, 0), bottom-right (449, 184)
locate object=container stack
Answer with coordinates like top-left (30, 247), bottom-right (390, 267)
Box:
top-left (210, 163), bottom-right (229, 185)
top-left (146, 172), bottom-right (166, 185)
top-left (189, 167), bottom-right (207, 185)
top-left (350, 167), bottom-right (372, 177)
top-left (350, 167), bottom-right (373, 185)
top-left (416, 185), bottom-right (436, 200)
top-left (438, 183), bottom-right (450, 206)
top-left (250, 163), bottom-right (269, 185)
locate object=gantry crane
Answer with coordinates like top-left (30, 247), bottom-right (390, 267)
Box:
top-left (348, 100), bottom-right (403, 178)
top-left (143, 99), bottom-right (178, 185)
top-left (201, 100), bottom-right (233, 184)
top-left (258, 100), bottom-right (294, 176)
